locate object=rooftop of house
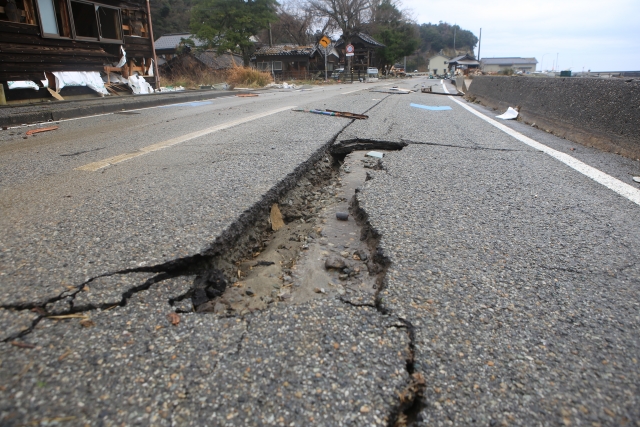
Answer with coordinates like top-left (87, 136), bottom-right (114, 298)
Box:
top-left (154, 33), bottom-right (206, 50)
top-left (196, 51), bottom-right (243, 69)
top-left (335, 33), bottom-right (385, 48)
top-left (253, 45), bottom-right (315, 56)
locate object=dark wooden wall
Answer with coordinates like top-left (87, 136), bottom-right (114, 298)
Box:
top-left (0, 1), bottom-right (155, 85)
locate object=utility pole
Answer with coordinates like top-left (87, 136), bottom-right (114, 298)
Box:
top-left (404, 56), bottom-right (406, 72)
top-left (453, 25), bottom-right (456, 53)
top-left (268, 22), bottom-right (273, 47)
top-left (477, 28), bottom-right (481, 60)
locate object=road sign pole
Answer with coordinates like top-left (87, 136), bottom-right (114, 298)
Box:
top-left (325, 45), bottom-right (328, 82)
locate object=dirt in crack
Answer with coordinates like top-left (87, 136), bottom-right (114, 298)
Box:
top-left (193, 149), bottom-right (395, 315)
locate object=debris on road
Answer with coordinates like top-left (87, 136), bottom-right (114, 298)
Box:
top-left (237, 94), bottom-right (259, 97)
top-left (336, 212), bottom-right (349, 221)
top-left (10, 341), bottom-right (36, 349)
top-left (25, 126), bottom-right (59, 136)
top-left (410, 103), bottom-right (452, 111)
top-left (633, 176), bottom-right (640, 183)
top-left (325, 255), bottom-right (346, 270)
top-left (270, 204), bottom-right (285, 231)
top-left (496, 107), bottom-right (519, 120)
top-left (167, 312), bottom-right (180, 325)
top-left (371, 87), bottom-right (413, 94)
top-left (427, 91), bottom-right (463, 96)
top-left (421, 86), bottom-right (432, 93)
top-left (292, 108), bottom-right (368, 120)
top-left (366, 151), bottom-right (384, 159)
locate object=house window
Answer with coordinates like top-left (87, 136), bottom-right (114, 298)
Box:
top-left (36, 0), bottom-right (122, 42)
top-left (256, 62), bottom-right (269, 71)
top-left (70, 1), bottom-right (98, 39)
top-left (272, 61), bottom-right (282, 71)
top-left (97, 5), bottom-right (120, 41)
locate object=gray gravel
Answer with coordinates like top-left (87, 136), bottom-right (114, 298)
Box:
top-left (0, 309), bottom-right (39, 341)
top-left (1, 277), bottom-right (411, 426)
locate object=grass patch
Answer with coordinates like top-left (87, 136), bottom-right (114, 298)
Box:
top-left (226, 67), bottom-right (273, 88)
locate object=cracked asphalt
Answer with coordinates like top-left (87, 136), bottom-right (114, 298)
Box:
top-left (2, 78), bottom-right (640, 426)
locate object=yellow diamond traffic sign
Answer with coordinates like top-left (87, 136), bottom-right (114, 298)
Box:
top-left (319, 36), bottom-right (331, 48)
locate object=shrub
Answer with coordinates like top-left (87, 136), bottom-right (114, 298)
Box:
top-left (226, 67), bottom-right (273, 88)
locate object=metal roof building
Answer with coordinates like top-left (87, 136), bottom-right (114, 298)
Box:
top-left (481, 57), bottom-right (538, 72)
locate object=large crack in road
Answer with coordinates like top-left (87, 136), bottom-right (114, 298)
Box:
top-left (0, 93), bottom-right (436, 426)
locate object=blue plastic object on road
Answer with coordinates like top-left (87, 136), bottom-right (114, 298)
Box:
top-left (410, 103), bottom-right (452, 111)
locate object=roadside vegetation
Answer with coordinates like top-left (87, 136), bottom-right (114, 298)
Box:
top-left (151, 0), bottom-right (479, 78)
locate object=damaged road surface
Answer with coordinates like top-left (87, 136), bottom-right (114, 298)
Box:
top-left (2, 78), bottom-right (640, 426)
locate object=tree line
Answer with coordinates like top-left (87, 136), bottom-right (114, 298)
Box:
top-left (150, 0), bottom-right (478, 70)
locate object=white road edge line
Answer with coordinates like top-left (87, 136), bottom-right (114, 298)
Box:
top-left (440, 80), bottom-right (640, 206)
top-left (76, 105), bottom-right (296, 172)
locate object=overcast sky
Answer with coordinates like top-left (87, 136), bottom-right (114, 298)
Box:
top-left (401, 0), bottom-right (640, 71)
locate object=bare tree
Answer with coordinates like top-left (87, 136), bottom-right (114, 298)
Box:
top-left (272, 1), bottom-right (316, 45)
top-left (307, 0), bottom-right (371, 42)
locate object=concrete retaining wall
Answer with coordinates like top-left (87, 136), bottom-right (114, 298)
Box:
top-left (466, 76), bottom-right (640, 159)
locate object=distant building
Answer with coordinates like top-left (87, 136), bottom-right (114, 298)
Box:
top-left (155, 33), bottom-right (207, 63)
top-left (481, 57), bottom-right (538, 73)
top-left (252, 45), bottom-right (314, 78)
top-left (335, 33), bottom-right (385, 73)
top-left (427, 54), bottom-right (450, 76)
top-left (448, 54), bottom-right (480, 74)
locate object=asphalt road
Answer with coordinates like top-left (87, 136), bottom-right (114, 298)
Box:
top-left (1, 78), bottom-right (639, 426)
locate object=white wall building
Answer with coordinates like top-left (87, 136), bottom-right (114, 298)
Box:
top-left (427, 54), bottom-right (450, 76)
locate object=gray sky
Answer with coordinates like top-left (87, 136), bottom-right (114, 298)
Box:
top-left (402, 0), bottom-right (640, 71)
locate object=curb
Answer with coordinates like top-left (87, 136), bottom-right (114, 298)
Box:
top-left (0, 90), bottom-right (244, 127)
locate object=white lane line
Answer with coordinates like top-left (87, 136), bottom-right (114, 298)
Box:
top-left (76, 105), bottom-right (295, 172)
top-left (441, 81), bottom-right (640, 206)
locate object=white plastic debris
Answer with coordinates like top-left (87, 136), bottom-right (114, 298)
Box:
top-left (158, 86), bottom-right (185, 92)
top-left (633, 176), bottom-right (640, 183)
top-left (115, 46), bottom-right (127, 68)
top-left (52, 71), bottom-right (109, 95)
top-left (127, 74), bottom-right (153, 94)
top-left (496, 107), bottom-right (519, 120)
top-left (7, 81), bottom-right (40, 90)
top-left (366, 151), bottom-right (384, 159)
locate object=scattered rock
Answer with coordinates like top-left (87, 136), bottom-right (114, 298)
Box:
top-left (336, 212), bottom-right (349, 221)
top-left (325, 255), bottom-right (346, 270)
top-left (353, 250), bottom-right (368, 261)
top-left (340, 251), bottom-right (350, 258)
top-left (213, 302), bottom-right (228, 314)
top-left (167, 312), bottom-right (180, 326)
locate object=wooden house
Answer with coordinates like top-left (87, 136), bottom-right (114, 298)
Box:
top-left (0, 0), bottom-right (158, 101)
top-left (335, 33), bottom-right (384, 74)
top-left (252, 44), bottom-right (313, 79)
